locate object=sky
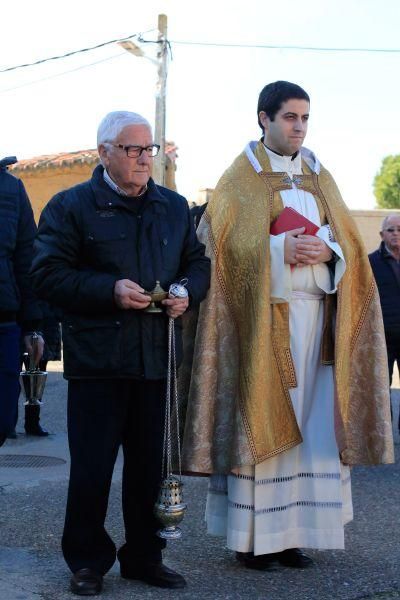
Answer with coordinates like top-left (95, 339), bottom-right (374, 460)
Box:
top-left (1, 0), bottom-right (400, 209)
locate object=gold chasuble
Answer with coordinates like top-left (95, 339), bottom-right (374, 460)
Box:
top-left (182, 142), bottom-right (393, 474)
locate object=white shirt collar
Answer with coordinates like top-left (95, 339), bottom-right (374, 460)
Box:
top-left (103, 168), bottom-right (128, 196)
top-left (263, 145), bottom-right (303, 177)
top-left (244, 141), bottom-right (320, 176)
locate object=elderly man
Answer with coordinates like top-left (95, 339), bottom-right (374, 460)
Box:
top-left (369, 214), bottom-right (400, 432)
top-left (182, 81), bottom-right (393, 570)
top-left (0, 156), bottom-right (43, 446)
top-left (31, 111), bottom-right (210, 595)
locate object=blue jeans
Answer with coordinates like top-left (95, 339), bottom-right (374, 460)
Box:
top-left (0, 324), bottom-right (20, 442)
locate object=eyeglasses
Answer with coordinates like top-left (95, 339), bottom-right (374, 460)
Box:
top-left (110, 144), bottom-right (160, 158)
top-left (384, 227), bottom-right (400, 233)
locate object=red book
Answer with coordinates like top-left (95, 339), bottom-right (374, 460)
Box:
top-left (270, 206), bottom-right (319, 236)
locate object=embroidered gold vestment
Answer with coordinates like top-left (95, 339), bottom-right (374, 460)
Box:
top-left (181, 143), bottom-right (394, 474)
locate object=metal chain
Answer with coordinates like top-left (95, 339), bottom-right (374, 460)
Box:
top-left (161, 277), bottom-right (188, 480)
top-left (171, 317), bottom-right (182, 480)
top-left (161, 318), bottom-right (172, 478)
top-left (162, 317), bottom-right (182, 479)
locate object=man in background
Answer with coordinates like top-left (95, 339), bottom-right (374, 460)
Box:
top-left (0, 156), bottom-right (43, 447)
top-left (369, 214), bottom-right (400, 433)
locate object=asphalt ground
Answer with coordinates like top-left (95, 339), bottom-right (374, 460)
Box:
top-left (0, 364), bottom-right (399, 600)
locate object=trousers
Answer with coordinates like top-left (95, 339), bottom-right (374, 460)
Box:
top-left (0, 324), bottom-right (20, 444)
top-left (387, 337), bottom-right (400, 431)
top-left (62, 378), bottom-right (167, 575)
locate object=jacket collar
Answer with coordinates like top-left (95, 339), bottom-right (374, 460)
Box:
top-left (90, 164), bottom-right (168, 214)
top-left (380, 240), bottom-right (395, 260)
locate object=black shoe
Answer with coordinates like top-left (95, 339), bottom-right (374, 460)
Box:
top-left (24, 424), bottom-right (49, 436)
top-left (278, 548), bottom-right (314, 568)
top-left (70, 568), bottom-right (103, 596)
top-left (120, 561), bottom-right (186, 589)
top-left (6, 429), bottom-right (17, 439)
top-left (236, 551), bottom-right (280, 571)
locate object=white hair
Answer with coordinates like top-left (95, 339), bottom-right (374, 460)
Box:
top-left (381, 214), bottom-right (400, 231)
top-left (97, 111), bottom-right (152, 146)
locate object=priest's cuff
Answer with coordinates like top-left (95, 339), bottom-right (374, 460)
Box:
top-left (316, 225), bottom-right (346, 293)
top-left (270, 233), bottom-right (292, 302)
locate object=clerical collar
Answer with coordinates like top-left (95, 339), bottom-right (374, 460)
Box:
top-left (262, 141), bottom-right (299, 161)
top-left (103, 168), bottom-right (148, 198)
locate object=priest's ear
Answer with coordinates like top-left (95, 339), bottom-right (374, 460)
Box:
top-left (258, 111), bottom-right (270, 132)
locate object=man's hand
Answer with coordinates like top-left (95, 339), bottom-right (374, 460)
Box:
top-left (23, 334), bottom-right (44, 366)
top-left (295, 235), bottom-right (333, 265)
top-left (114, 279), bottom-right (151, 310)
top-left (162, 295), bottom-right (189, 319)
top-left (284, 227), bottom-right (306, 264)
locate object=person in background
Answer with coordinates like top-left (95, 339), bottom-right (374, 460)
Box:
top-left (190, 202), bottom-right (207, 230)
top-left (369, 214), bottom-right (400, 433)
top-left (0, 156), bottom-right (43, 447)
top-left (23, 302), bottom-right (61, 436)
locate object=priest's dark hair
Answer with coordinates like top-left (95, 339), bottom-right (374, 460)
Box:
top-left (257, 81), bottom-right (310, 130)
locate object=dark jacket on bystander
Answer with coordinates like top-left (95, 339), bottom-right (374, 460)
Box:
top-left (0, 156), bottom-right (42, 331)
top-left (31, 165), bottom-right (210, 380)
top-left (369, 241), bottom-right (400, 340)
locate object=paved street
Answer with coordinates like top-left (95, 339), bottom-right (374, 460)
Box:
top-left (0, 364), bottom-right (399, 600)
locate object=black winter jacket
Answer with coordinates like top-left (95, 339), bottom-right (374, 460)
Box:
top-left (0, 157), bottom-right (42, 330)
top-left (31, 165), bottom-right (210, 379)
top-left (369, 242), bottom-right (400, 338)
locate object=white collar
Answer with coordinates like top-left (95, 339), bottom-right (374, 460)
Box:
top-left (244, 141), bottom-right (321, 176)
top-left (103, 168), bottom-right (128, 196)
top-left (263, 145), bottom-right (303, 176)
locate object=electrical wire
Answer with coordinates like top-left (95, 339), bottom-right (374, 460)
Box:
top-left (0, 52), bottom-right (126, 94)
top-left (0, 29), bottom-right (157, 74)
top-left (1, 32), bottom-right (399, 78)
top-left (169, 39), bottom-right (400, 54)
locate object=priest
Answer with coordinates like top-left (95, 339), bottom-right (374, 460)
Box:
top-left (181, 81), bottom-right (394, 569)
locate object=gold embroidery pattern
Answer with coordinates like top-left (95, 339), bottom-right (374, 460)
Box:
top-left (182, 145), bottom-right (393, 472)
top-left (205, 212), bottom-right (259, 462)
top-left (349, 281), bottom-right (375, 354)
top-left (284, 348), bottom-right (298, 388)
top-left (312, 173), bottom-right (339, 241)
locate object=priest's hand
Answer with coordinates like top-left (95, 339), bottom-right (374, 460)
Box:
top-left (284, 227), bottom-right (306, 264)
top-left (295, 235), bottom-right (333, 265)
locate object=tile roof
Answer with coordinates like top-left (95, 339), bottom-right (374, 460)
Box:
top-left (9, 150), bottom-right (99, 172)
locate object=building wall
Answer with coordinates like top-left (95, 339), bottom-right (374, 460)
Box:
top-left (17, 165), bottom-right (94, 223)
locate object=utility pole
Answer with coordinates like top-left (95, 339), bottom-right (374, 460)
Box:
top-left (153, 14), bottom-right (168, 186)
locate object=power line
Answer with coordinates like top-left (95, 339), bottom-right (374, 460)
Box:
top-left (0, 52), bottom-right (126, 94)
top-left (0, 30), bottom-right (157, 74)
top-left (1, 33), bottom-right (398, 79)
top-left (170, 39), bottom-right (400, 54)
